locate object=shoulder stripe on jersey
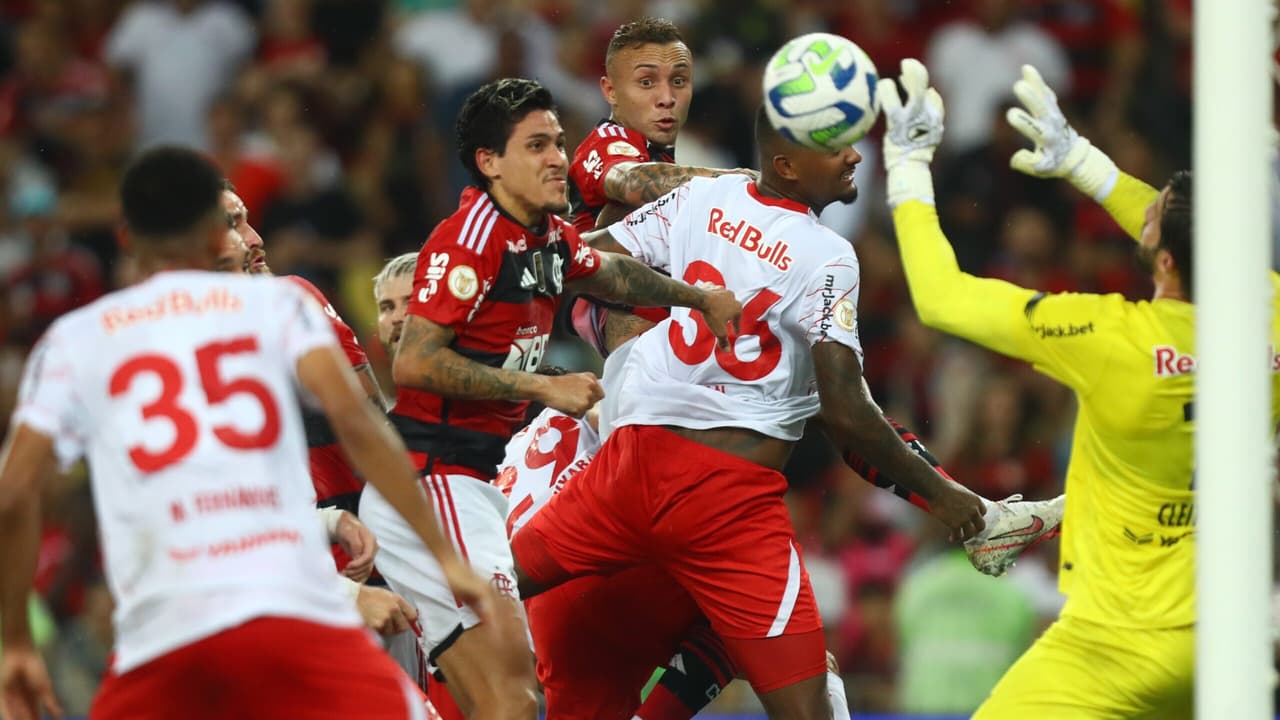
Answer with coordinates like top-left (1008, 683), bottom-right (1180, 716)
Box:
top-left (456, 195), bottom-right (492, 251)
top-left (472, 206), bottom-right (500, 254)
top-left (596, 126), bottom-right (610, 138)
top-left (460, 201), bottom-right (497, 252)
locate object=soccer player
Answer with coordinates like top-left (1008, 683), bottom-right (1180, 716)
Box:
top-left (220, 181), bottom-right (424, 634)
top-left (875, 59), bottom-right (1236, 719)
top-left (0, 146), bottom-right (491, 720)
top-left (511, 106), bottom-right (989, 718)
top-left (215, 209), bottom-right (250, 273)
top-left (374, 252), bottom-right (418, 354)
top-left (360, 77), bottom-right (740, 719)
top-left (569, 17), bottom-right (753, 234)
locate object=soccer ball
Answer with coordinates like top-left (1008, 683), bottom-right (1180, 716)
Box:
top-left (762, 33), bottom-right (880, 151)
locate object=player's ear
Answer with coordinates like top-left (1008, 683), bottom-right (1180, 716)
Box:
top-left (772, 153), bottom-right (798, 182)
top-left (1156, 247), bottom-right (1177, 277)
top-left (600, 74), bottom-right (615, 106)
top-left (476, 147), bottom-right (501, 182)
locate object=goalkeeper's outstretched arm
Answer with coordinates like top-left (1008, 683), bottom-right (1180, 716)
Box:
top-left (1004, 64), bottom-right (1157, 241)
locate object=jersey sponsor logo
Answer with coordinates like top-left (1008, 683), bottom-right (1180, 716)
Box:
top-left (418, 252), bottom-right (450, 302)
top-left (706, 207), bottom-right (792, 271)
top-left (1153, 345), bottom-right (1195, 377)
top-left (607, 140), bottom-right (642, 157)
top-left (102, 288), bottom-right (243, 333)
top-left (1030, 321), bottom-right (1094, 339)
top-left (583, 149), bottom-right (605, 180)
top-left (1156, 344), bottom-right (1280, 378)
top-left (448, 265), bottom-right (479, 301)
top-left (1157, 501), bottom-right (1195, 528)
top-left (573, 243), bottom-right (596, 270)
top-left (503, 332), bottom-right (549, 372)
top-left (507, 236), bottom-right (529, 253)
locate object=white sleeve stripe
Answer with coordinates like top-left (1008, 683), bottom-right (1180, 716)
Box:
top-left (456, 197), bottom-right (493, 251)
top-left (472, 207), bottom-right (500, 254)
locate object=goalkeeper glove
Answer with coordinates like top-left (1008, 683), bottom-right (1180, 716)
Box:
top-left (876, 58), bottom-right (945, 207)
top-left (1006, 64), bottom-right (1118, 201)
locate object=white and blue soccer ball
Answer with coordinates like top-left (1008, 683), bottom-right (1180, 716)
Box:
top-left (762, 33), bottom-right (880, 151)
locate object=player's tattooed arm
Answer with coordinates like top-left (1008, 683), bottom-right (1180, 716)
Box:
top-left (392, 316), bottom-right (550, 402)
top-left (812, 342), bottom-right (986, 541)
top-left (604, 162), bottom-right (756, 206)
top-left (569, 252), bottom-right (705, 311)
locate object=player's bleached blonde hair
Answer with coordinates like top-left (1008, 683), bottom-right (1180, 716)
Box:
top-left (372, 253), bottom-right (419, 301)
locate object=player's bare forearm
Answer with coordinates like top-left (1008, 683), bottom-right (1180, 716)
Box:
top-left (813, 343), bottom-right (952, 504)
top-left (570, 252), bottom-right (706, 311)
top-left (353, 363), bottom-right (388, 411)
top-left (581, 227), bottom-right (631, 256)
top-left (298, 349), bottom-right (460, 566)
top-left (0, 427), bottom-right (54, 647)
top-left (392, 315), bottom-right (550, 403)
top-left (604, 162), bottom-right (738, 206)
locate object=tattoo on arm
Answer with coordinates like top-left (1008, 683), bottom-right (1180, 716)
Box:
top-left (393, 316), bottom-right (544, 402)
top-left (569, 253), bottom-right (703, 310)
top-left (605, 162), bottom-right (731, 206)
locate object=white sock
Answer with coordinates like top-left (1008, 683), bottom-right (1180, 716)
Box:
top-left (826, 670), bottom-right (851, 720)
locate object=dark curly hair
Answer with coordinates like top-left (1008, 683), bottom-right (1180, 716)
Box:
top-left (455, 78), bottom-right (557, 189)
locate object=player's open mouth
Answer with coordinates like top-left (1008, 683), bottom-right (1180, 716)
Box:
top-left (656, 118), bottom-right (676, 131)
top-left (250, 252), bottom-right (267, 267)
top-left (840, 169), bottom-right (855, 183)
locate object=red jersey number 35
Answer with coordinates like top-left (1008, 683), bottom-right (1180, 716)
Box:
top-left (108, 335), bottom-right (282, 474)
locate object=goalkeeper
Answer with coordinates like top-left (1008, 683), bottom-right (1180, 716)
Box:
top-left (876, 59), bottom-right (1280, 719)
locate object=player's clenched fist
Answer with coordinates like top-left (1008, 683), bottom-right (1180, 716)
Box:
top-left (539, 372), bottom-right (605, 418)
top-left (929, 483), bottom-right (988, 543)
top-left (697, 286), bottom-right (744, 351)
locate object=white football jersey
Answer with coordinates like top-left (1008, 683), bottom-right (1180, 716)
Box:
top-left (12, 271), bottom-right (359, 672)
top-left (608, 175), bottom-right (863, 440)
top-left (495, 408), bottom-right (599, 537)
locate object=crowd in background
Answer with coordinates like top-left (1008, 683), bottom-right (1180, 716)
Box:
top-left (0, 0), bottom-right (1195, 714)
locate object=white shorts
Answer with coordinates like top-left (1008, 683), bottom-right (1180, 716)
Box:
top-left (360, 473), bottom-right (518, 661)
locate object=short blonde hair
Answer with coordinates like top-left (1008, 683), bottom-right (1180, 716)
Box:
top-left (372, 252), bottom-right (419, 300)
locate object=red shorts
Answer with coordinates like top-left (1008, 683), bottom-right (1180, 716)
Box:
top-left (91, 617), bottom-right (430, 720)
top-left (527, 566), bottom-right (702, 719)
top-left (513, 425), bottom-right (826, 693)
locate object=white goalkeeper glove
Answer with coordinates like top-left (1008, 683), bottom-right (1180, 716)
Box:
top-left (1006, 64), bottom-right (1118, 201)
top-left (876, 58), bottom-right (945, 207)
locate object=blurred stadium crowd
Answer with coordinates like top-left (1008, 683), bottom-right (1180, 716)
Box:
top-left (0, 0), bottom-right (1193, 714)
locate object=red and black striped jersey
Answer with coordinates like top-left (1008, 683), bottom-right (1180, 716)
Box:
top-left (568, 119), bottom-right (674, 233)
top-left (391, 187), bottom-right (602, 478)
top-left (281, 275), bottom-right (369, 523)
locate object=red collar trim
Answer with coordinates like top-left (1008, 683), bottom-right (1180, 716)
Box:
top-left (746, 182), bottom-right (810, 215)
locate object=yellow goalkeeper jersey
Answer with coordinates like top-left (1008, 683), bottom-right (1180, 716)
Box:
top-left (893, 174), bottom-right (1280, 629)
